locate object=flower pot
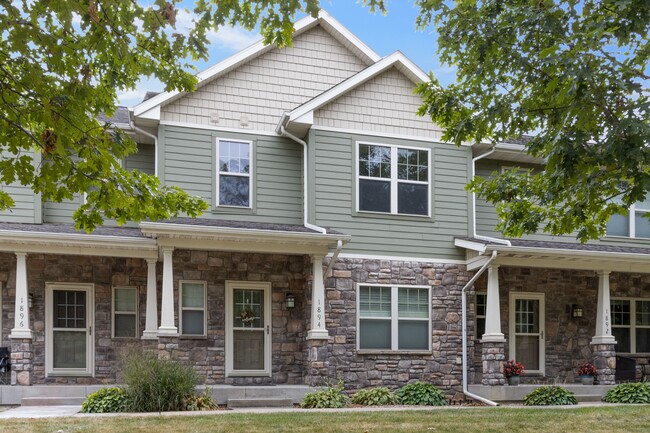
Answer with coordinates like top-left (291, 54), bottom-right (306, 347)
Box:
top-left (507, 375), bottom-right (520, 386)
top-left (580, 375), bottom-right (594, 385)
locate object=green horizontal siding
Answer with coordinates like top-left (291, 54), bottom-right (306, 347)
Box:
top-left (310, 129), bottom-right (470, 260)
top-left (0, 150), bottom-right (40, 223)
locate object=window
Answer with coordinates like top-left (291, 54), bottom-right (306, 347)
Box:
top-left (180, 281), bottom-right (206, 336)
top-left (611, 299), bottom-right (650, 353)
top-left (606, 198), bottom-right (650, 238)
top-left (357, 142), bottom-right (430, 216)
top-left (217, 139), bottom-right (252, 207)
top-left (112, 287), bottom-right (137, 338)
top-left (358, 285), bottom-right (430, 351)
top-left (476, 292), bottom-right (487, 339)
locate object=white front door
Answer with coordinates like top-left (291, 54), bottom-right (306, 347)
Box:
top-left (509, 292), bottom-right (545, 375)
top-left (45, 284), bottom-right (94, 376)
top-left (225, 281), bottom-right (272, 377)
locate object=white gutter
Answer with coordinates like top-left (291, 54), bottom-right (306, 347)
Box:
top-left (471, 148), bottom-right (511, 246)
top-left (277, 123), bottom-right (328, 235)
top-left (461, 250), bottom-right (499, 406)
top-left (324, 239), bottom-right (343, 277)
top-left (130, 121), bottom-right (159, 177)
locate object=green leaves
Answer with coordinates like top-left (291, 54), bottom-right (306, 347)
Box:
top-left (351, 387), bottom-right (396, 406)
top-left (395, 382), bottom-right (448, 406)
top-left (523, 386), bottom-right (578, 406)
top-left (603, 382), bottom-right (650, 404)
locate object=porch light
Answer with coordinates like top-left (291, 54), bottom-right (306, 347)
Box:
top-left (286, 294), bottom-right (295, 309)
top-left (572, 304), bottom-right (583, 318)
top-left (28, 293), bottom-right (34, 308)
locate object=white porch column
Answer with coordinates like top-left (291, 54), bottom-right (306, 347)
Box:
top-left (142, 259), bottom-right (159, 339)
top-left (481, 264), bottom-right (505, 342)
top-left (592, 270), bottom-right (616, 345)
top-left (158, 248), bottom-right (178, 336)
top-left (307, 255), bottom-right (329, 340)
top-left (10, 252), bottom-right (32, 339)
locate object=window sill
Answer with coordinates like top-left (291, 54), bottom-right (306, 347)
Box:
top-left (352, 210), bottom-right (433, 223)
top-left (601, 236), bottom-right (650, 245)
top-left (212, 206), bottom-right (255, 215)
top-left (357, 350), bottom-right (432, 355)
top-left (179, 335), bottom-right (208, 340)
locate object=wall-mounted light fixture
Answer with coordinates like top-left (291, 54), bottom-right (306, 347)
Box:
top-left (286, 294), bottom-right (295, 309)
top-left (572, 304), bottom-right (583, 318)
top-left (28, 293), bottom-right (34, 309)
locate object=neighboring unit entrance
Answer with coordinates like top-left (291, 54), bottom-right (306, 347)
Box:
top-left (509, 292), bottom-right (545, 375)
top-left (45, 283), bottom-right (94, 376)
top-left (225, 281), bottom-right (272, 377)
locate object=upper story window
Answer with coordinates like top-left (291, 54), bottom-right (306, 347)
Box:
top-left (606, 198), bottom-right (650, 238)
top-left (611, 298), bottom-right (650, 353)
top-left (217, 139), bottom-right (252, 208)
top-left (357, 142), bottom-right (430, 216)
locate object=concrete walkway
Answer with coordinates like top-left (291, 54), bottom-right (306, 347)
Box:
top-left (0, 405), bottom-right (82, 419)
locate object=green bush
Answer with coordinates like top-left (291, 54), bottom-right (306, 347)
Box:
top-left (603, 382), bottom-right (650, 404)
top-left (351, 387), bottom-right (396, 406)
top-left (184, 388), bottom-right (219, 411)
top-left (122, 351), bottom-right (199, 412)
top-left (396, 382), bottom-right (448, 406)
top-left (80, 387), bottom-right (128, 413)
top-left (301, 380), bottom-right (349, 408)
top-left (523, 386), bottom-right (577, 406)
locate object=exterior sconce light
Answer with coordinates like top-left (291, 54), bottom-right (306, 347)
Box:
top-left (286, 294), bottom-right (295, 309)
top-left (572, 304), bottom-right (583, 318)
top-left (28, 293), bottom-right (34, 308)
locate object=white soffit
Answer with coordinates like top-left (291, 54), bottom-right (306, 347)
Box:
top-left (133, 10), bottom-right (381, 120)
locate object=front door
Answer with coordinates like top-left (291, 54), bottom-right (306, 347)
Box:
top-left (509, 292), bottom-right (545, 375)
top-left (45, 284), bottom-right (94, 376)
top-left (225, 281), bottom-right (272, 377)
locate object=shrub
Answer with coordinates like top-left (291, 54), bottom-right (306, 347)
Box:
top-left (577, 362), bottom-right (597, 376)
top-left (121, 351), bottom-right (198, 412)
top-left (396, 382), bottom-right (448, 406)
top-left (523, 386), bottom-right (577, 406)
top-left (81, 387), bottom-right (128, 413)
top-left (603, 382), bottom-right (650, 404)
top-left (351, 387), bottom-right (396, 406)
top-left (184, 388), bottom-right (219, 411)
top-left (301, 380), bottom-right (349, 408)
top-left (503, 360), bottom-right (525, 378)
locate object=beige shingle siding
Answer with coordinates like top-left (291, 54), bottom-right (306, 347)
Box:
top-left (314, 67), bottom-right (444, 139)
top-left (161, 26), bottom-right (367, 131)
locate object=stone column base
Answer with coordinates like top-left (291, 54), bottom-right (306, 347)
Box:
top-left (481, 341), bottom-right (506, 386)
top-left (158, 336), bottom-right (179, 360)
top-left (305, 338), bottom-right (330, 386)
top-left (592, 343), bottom-right (616, 385)
top-left (10, 338), bottom-right (33, 386)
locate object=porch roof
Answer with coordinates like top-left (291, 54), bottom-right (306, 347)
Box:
top-left (455, 237), bottom-right (650, 273)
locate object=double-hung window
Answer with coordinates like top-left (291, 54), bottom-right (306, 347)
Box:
top-left (180, 281), bottom-right (207, 336)
top-left (358, 285), bottom-right (430, 351)
top-left (217, 139), bottom-right (252, 208)
top-left (475, 292), bottom-right (487, 339)
top-left (357, 142), bottom-right (430, 216)
top-left (112, 287), bottom-right (137, 338)
top-left (611, 298), bottom-right (650, 353)
top-left (606, 198), bottom-right (650, 238)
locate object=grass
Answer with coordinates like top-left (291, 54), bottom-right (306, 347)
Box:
top-left (0, 406), bottom-right (648, 433)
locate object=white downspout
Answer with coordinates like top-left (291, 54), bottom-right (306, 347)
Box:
top-left (130, 121), bottom-right (159, 177)
top-left (462, 250), bottom-right (499, 406)
top-left (472, 148), bottom-right (511, 246)
top-left (277, 125), bottom-right (327, 235)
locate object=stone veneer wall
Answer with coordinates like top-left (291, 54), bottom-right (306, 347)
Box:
top-left (309, 258), bottom-right (472, 395)
top-left (473, 267), bottom-right (650, 382)
top-left (0, 251), bottom-right (308, 385)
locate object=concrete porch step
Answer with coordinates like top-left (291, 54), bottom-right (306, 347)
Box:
top-left (227, 398), bottom-right (294, 409)
top-left (468, 384), bottom-right (616, 403)
top-left (21, 397), bottom-right (85, 406)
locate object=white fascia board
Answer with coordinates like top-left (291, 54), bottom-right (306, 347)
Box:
top-left (454, 238), bottom-right (487, 253)
top-left (488, 244), bottom-right (650, 263)
top-left (287, 52), bottom-right (429, 124)
top-left (318, 10), bottom-right (380, 64)
top-left (139, 222), bottom-right (350, 245)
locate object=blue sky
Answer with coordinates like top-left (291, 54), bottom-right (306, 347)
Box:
top-left (118, 2), bottom-right (452, 106)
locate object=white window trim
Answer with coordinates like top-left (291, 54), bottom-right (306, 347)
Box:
top-left (508, 291), bottom-right (545, 375)
top-left (111, 286), bottom-right (138, 339)
top-left (215, 138), bottom-right (253, 209)
top-left (355, 141), bottom-right (431, 217)
top-left (611, 297), bottom-right (650, 354)
top-left (45, 283), bottom-right (95, 377)
top-left (179, 280), bottom-right (207, 337)
top-left (356, 284), bottom-right (432, 352)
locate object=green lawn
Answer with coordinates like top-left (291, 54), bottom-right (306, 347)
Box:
top-left (1, 406), bottom-right (648, 433)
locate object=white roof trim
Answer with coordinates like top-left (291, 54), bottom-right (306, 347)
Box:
top-left (133, 10), bottom-right (381, 119)
top-left (279, 51), bottom-right (429, 130)
top-left (488, 244), bottom-right (650, 262)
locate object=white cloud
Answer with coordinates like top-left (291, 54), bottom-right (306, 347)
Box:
top-left (116, 89), bottom-right (148, 107)
top-left (175, 9), bottom-right (261, 52)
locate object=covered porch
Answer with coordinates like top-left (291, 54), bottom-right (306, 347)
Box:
top-left (457, 237), bottom-right (650, 390)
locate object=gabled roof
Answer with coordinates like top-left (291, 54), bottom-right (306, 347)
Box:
top-left (133, 10), bottom-right (381, 121)
top-left (276, 51), bottom-right (430, 136)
